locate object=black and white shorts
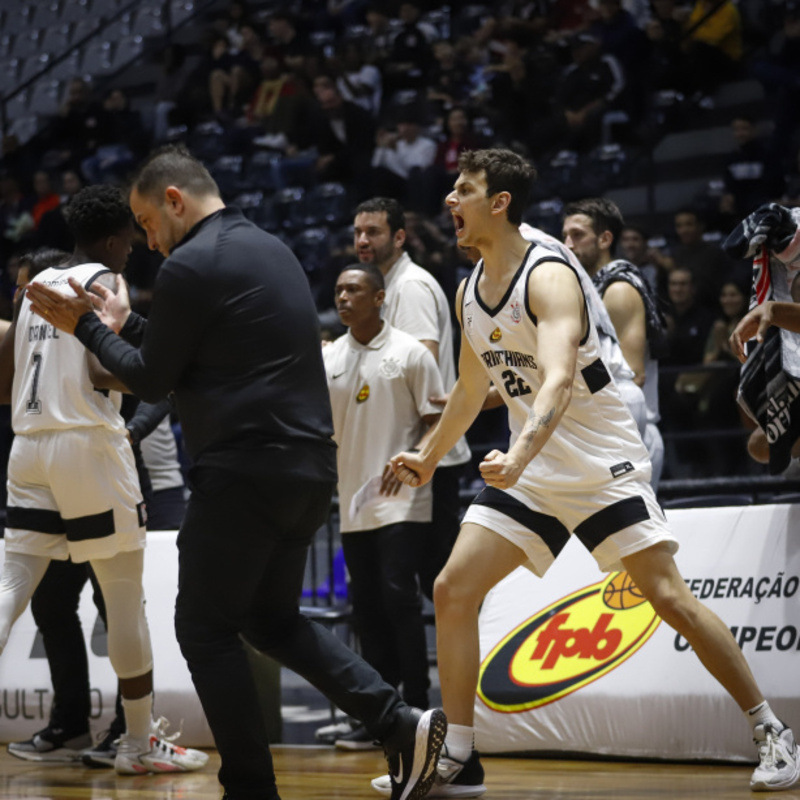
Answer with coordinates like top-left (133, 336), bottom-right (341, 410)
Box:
top-left (5, 427), bottom-right (146, 563)
top-left (461, 474), bottom-right (677, 577)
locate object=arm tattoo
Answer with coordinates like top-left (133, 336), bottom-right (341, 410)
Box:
top-left (522, 406), bottom-right (555, 448)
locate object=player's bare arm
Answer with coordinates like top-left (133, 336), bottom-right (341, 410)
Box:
top-left (87, 353), bottom-right (130, 393)
top-left (391, 280), bottom-right (491, 487)
top-left (730, 301), bottom-right (800, 363)
top-left (603, 280), bottom-right (647, 387)
top-left (480, 261), bottom-right (582, 490)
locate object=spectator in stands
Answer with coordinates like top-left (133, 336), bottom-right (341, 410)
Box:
top-left (718, 115), bottom-right (775, 230)
top-left (427, 40), bottom-right (471, 117)
top-left (35, 169), bottom-right (83, 253)
top-left (213, 0), bottom-right (252, 52)
top-left (266, 10), bottom-right (314, 74)
top-left (653, 208), bottom-right (736, 309)
top-left (618, 224), bottom-right (661, 295)
top-left (0, 175), bottom-right (35, 263)
top-left (704, 280), bottom-right (749, 365)
top-left (383, 1), bottom-right (437, 96)
top-left (663, 267), bottom-right (718, 367)
top-left (244, 55), bottom-right (314, 150)
top-left (81, 88), bottom-right (149, 185)
top-left (644, 0), bottom-right (689, 93)
top-left (310, 74), bottom-right (375, 199)
top-left (331, 41), bottom-right (383, 117)
top-left (203, 33), bottom-right (241, 117)
top-left (153, 44), bottom-right (196, 142)
top-left (31, 171), bottom-right (60, 230)
top-left (681, 0), bottom-right (743, 99)
top-left (362, 5), bottom-right (396, 68)
top-left (46, 78), bottom-right (107, 170)
top-left (371, 105), bottom-right (437, 208)
top-left (322, 263), bottom-right (442, 747)
top-left (530, 33), bottom-right (626, 154)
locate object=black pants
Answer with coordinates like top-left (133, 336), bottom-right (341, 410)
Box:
top-left (341, 522), bottom-right (429, 710)
top-left (418, 465), bottom-right (464, 601)
top-left (174, 468), bottom-right (405, 800)
top-left (145, 485), bottom-right (187, 531)
top-left (30, 559), bottom-right (124, 735)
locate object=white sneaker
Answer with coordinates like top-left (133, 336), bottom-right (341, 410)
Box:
top-left (114, 727), bottom-right (209, 775)
top-left (751, 724), bottom-right (800, 791)
top-left (371, 749), bottom-right (486, 797)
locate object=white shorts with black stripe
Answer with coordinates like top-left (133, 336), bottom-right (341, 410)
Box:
top-left (4, 428), bottom-right (146, 563)
top-left (461, 473), bottom-right (677, 577)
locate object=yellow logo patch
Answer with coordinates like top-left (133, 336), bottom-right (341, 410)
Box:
top-left (356, 383), bottom-right (370, 403)
top-left (490, 328), bottom-right (502, 342)
top-left (478, 571), bottom-right (660, 712)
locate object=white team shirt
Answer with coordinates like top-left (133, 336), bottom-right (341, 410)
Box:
top-left (13, 262), bottom-right (124, 435)
top-left (382, 252), bottom-right (471, 466)
top-left (323, 322), bottom-right (444, 533)
top-left (462, 245), bottom-right (649, 490)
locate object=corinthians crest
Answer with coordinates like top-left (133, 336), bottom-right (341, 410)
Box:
top-left (379, 357), bottom-right (402, 378)
top-left (509, 301), bottom-right (522, 324)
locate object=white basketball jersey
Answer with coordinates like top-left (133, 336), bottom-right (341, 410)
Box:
top-left (462, 246), bottom-right (649, 489)
top-left (13, 262), bottom-right (124, 435)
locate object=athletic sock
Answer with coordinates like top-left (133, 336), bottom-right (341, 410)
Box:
top-left (444, 723), bottom-right (474, 763)
top-left (746, 701), bottom-right (783, 735)
top-left (122, 693), bottom-right (154, 744)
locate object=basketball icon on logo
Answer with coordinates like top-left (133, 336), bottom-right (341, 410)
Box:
top-left (602, 571), bottom-right (647, 610)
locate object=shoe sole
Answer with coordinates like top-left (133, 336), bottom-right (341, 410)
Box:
top-left (751, 760), bottom-right (800, 791)
top-left (372, 775), bottom-right (487, 798)
top-left (335, 740), bottom-right (382, 751)
top-left (82, 754), bottom-right (116, 769)
top-left (398, 708), bottom-right (447, 800)
top-left (7, 748), bottom-right (86, 763)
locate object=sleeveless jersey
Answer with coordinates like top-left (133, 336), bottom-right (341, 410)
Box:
top-left (462, 245), bottom-right (649, 489)
top-left (13, 262), bottom-right (124, 435)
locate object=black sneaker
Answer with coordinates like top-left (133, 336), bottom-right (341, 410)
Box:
top-left (335, 724), bottom-right (381, 751)
top-left (382, 707), bottom-right (447, 800)
top-left (315, 717), bottom-right (357, 745)
top-left (82, 728), bottom-right (119, 768)
top-left (7, 725), bottom-right (92, 763)
top-left (371, 748), bottom-right (486, 797)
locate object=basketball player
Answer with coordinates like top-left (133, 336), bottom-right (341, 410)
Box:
top-left (0, 185), bottom-right (207, 775)
top-left (561, 198), bottom-right (667, 487)
top-left (25, 145), bottom-right (446, 800)
top-left (378, 149), bottom-right (798, 795)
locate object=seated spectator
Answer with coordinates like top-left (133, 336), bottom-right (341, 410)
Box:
top-left (0, 175), bottom-right (34, 265)
top-left (383, 1), bottom-right (436, 97)
top-left (618, 224), bottom-right (662, 296)
top-left (703, 280), bottom-right (749, 366)
top-left (371, 105), bottom-right (437, 208)
top-left (310, 74), bottom-right (375, 198)
top-left (654, 208), bottom-right (737, 309)
top-left (30, 171), bottom-right (60, 229)
top-left (265, 10), bottom-right (314, 75)
top-left (681, 0), bottom-right (743, 99)
top-left (332, 41), bottom-right (383, 117)
top-left (718, 115), bottom-right (776, 229)
top-left (35, 168), bottom-right (82, 252)
top-left (43, 78), bottom-right (107, 170)
top-left (80, 88), bottom-right (149, 184)
top-left (153, 43), bottom-right (197, 142)
top-left (644, 0), bottom-right (689, 93)
top-left (530, 33), bottom-right (627, 154)
top-left (663, 267), bottom-right (717, 367)
top-left (202, 33), bottom-right (241, 117)
top-left (426, 40), bottom-right (471, 116)
top-left (244, 55), bottom-right (314, 150)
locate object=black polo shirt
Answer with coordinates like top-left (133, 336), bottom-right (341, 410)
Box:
top-left (76, 207), bottom-right (337, 482)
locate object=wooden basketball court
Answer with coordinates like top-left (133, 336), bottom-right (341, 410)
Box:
top-left (1, 745), bottom-right (794, 799)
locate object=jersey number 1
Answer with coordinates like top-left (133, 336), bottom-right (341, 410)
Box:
top-left (26, 353), bottom-right (43, 415)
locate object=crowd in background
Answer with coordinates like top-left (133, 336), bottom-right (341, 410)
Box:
top-left (2, 0), bottom-right (800, 484)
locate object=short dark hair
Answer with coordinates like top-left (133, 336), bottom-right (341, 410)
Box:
top-left (562, 197), bottom-right (624, 247)
top-left (355, 197), bottom-right (405, 235)
top-left (457, 149), bottom-right (535, 226)
top-left (621, 223), bottom-right (648, 240)
top-left (341, 262), bottom-right (385, 291)
top-left (18, 247), bottom-right (71, 280)
top-left (64, 185), bottom-right (133, 247)
top-left (132, 144), bottom-right (220, 203)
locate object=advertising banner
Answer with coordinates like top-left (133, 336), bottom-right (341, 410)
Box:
top-left (475, 504), bottom-right (800, 761)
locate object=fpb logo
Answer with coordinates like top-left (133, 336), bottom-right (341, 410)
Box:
top-left (478, 572), bottom-right (660, 713)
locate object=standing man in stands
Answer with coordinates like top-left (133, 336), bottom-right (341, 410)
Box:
top-left (25, 145), bottom-right (446, 800)
top-left (562, 198), bottom-right (667, 486)
top-left (354, 197), bottom-right (471, 600)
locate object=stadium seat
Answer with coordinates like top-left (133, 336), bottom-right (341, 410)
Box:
top-left (187, 120), bottom-right (227, 161)
top-left (301, 182), bottom-right (349, 227)
top-left (130, 5), bottom-right (165, 37)
top-left (41, 23), bottom-right (73, 56)
top-left (49, 49), bottom-right (82, 82)
top-left (19, 53), bottom-right (52, 85)
top-left (11, 28), bottom-right (43, 59)
top-left (59, 0), bottom-right (92, 24)
top-left (209, 154), bottom-right (244, 198)
top-left (28, 79), bottom-right (62, 116)
top-left (111, 33), bottom-right (144, 71)
top-left (81, 39), bottom-right (115, 76)
top-left (272, 186), bottom-right (305, 230)
top-left (292, 226), bottom-right (332, 274)
top-left (240, 150), bottom-right (279, 193)
top-left (582, 143), bottom-right (630, 194)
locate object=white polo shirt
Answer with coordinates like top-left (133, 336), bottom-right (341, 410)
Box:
top-left (323, 322), bottom-right (444, 533)
top-left (382, 252), bottom-right (471, 467)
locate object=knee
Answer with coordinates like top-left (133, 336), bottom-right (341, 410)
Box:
top-left (647, 586), bottom-right (699, 631)
top-left (433, 569), bottom-right (480, 618)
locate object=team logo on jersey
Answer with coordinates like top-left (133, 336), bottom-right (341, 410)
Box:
top-left (477, 571), bottom-right (660, 713)
top-left (509, 301), bottom-right (522, 324)
top-left (379, 357), bottom-right (401, 379)
top-left (356, 383), bottom-right (370, 403)
top-left (490, 327), bottom-right (502, 342)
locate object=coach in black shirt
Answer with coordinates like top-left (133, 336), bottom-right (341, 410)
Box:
top-left (26, 145), bottom-right (445, 800)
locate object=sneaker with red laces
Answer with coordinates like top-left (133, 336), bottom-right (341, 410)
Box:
top-left (114, 724), bottom-right (209, 776)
